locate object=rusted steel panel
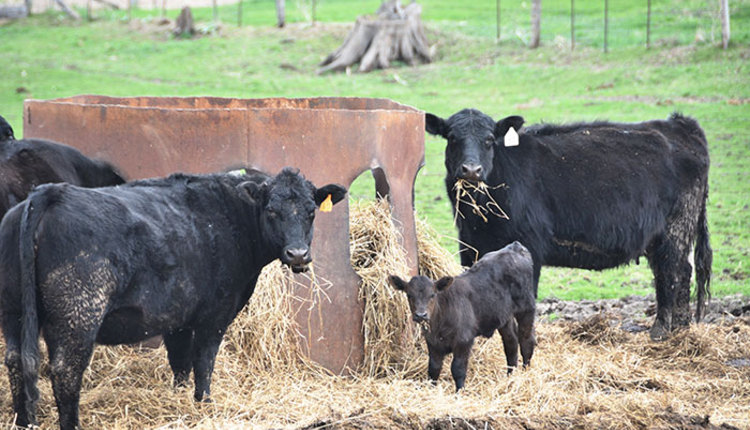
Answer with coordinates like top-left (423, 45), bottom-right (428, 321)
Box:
top-left (23, 95), bottom-right (424, 374)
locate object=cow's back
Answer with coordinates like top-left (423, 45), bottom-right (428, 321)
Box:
top-left (21, 176), bottom-right (258, 342)
top-left (453, 242), bottom-right (535, 337)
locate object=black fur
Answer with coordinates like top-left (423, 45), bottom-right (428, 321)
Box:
top-left (390, 241), bottom-right (536, 391)
top-left (426, 109), bottom-right (712, 341)
top-left (0, 167), bottom-right (346, 429)
top-left (0, 115), bottom-right (14, 141)
top-left (0, 135), bottom-right (126, 218)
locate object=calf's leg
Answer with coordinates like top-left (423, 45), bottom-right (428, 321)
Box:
top-left (450, 341), bottom-right (473, 391)
top-left (164, 328), bottom-right (194, 387)
top-left (427, 344), bottom-right (445, 384)
top-left (515, 311), bottom-right (536, 368)
top-left (498, 319), bottom-right (519, 373)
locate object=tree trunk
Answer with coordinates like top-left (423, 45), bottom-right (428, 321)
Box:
top-left (54, 0), bottom-right (80, 19)
top-left (720, 0), bottom-right (730, 49)
top-left (318, 0), bottom-right (431, 74)
top-left (173, 6), bottom-right (195, 37)
top-left (275, 0), bottom-right (285, 28)
top-left (530, 0), bottom-right (541, 48)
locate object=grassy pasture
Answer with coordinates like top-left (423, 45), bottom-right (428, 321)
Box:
top-left (0, 0), bottom-right (748, 304)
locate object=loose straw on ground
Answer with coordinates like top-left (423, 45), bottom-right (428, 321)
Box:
top-left (1, 200), bottom-right (748, 429)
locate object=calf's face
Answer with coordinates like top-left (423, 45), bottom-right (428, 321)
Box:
top-left (388, 275), bottom-right (454, 322)
top-left (425, 109), bottom-right (524, 183)
top-left (240, 168), bottom-right (346, 273)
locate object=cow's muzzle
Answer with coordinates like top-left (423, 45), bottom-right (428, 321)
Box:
top-left (413, 311), bottom-right (429, 323)
top-left (282, 246), bottom-right (312, 273)
top-left (459, 163), bottom-right (484, 182)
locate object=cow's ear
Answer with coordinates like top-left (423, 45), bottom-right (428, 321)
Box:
top-left (315, 184), bottom-right (347, 207)
top-left (425, 113), bottom-right (449, 138)
top-left (495, 115), bottom-right (525, 139)
top-left (434, 276), bottom-right (454, 291)
top-left (388, 275), bottom-right (408, 291)
top-left (237, 180), bottom-right (268, 204)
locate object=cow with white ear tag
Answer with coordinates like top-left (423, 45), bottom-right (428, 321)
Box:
top-left (425, 108), bottom-right (712, 341)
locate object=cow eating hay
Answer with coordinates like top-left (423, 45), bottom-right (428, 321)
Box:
top-left (0, 168), bottom-right (346, 429)
top-left (427, 110), bottom-right (713, 341)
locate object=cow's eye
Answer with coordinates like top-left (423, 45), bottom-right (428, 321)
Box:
top-left (308, 211), bottom-right (315, 220)
top-left (484, 137), bottom-right (495, 147)
top-left (267, 210), bottom-right (278, 219)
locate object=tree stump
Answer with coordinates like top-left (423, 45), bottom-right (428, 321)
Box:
top-left (318, 0), bottom-right (432, 74)
top-left (173, 6), bottom-right (195, 38)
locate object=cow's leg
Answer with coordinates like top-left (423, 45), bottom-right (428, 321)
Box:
top-left (426, 344), bottom-right (445, 385)
top-left (532, 261), bottom-right (542, 299)
top-left (164, 328), bottom-right (194, 388)
top-left (668, 187), bottom-right (703, 330)
top-left (671, 257), bottom-right (693, 329)
top-left (459, 242), bottom-right (476, 267)
top-left (45, 332), bottom-right (95, 430)
top-left (191, 330), bottom-right (223, 402)
top-left (647, 234), bottom-right (681, 341)
top-left (3, 331), bottom-right (36, 427)
top-left (515, 311), bottom-right (536, 368)
top-left (498, 319), bottom-right (519, 373)
top-left (450, 341), bottom-right (473, 392)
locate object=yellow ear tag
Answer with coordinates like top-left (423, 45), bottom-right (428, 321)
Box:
top-left (320, 194), bottom-right (333, 212)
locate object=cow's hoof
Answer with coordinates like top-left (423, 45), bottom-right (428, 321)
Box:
top-left (649, 322), bottom-right (670, 341)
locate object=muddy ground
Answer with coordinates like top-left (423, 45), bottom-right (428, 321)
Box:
top-left (537, 293), bottom-right (750, 330)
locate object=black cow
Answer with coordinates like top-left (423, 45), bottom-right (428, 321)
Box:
top-left (426, 109), bottom-right (712, 341)
top-left (0, 167), bottom-right (347, 430)
top-left (0, 120), bottom-right (126, 218)
top-left (389, 241), bottom-right (536, 391)
top-left (0, 115), bottom-right (14, 141)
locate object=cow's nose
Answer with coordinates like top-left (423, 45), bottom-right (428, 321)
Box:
top-left (414, 311), bottom-right (428, 322)
top-left (460, 163), bottom-right (483, 181)
top-left (285, 247), bottom-right (310, 264)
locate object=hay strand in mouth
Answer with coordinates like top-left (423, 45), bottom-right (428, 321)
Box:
top-left (453, 179), bottom-right (509, 224)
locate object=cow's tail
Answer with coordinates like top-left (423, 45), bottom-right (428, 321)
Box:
top-left (19, 193), bottom-right (45, 421)
top-left (694, 186), bottom-right (712, 322)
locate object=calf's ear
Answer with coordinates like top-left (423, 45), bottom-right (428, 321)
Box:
top-left (434, 276), bottom-right (454, 291)
top-left (237, 180), bottom-right (268, 204)
top-left (314, 184), bottom-right (348, 207)
top-left (388, 275), bottom-right (408, 291)
top-left (495, 115), bottom-right (525, 139)
top-left (425, 113), bottom-right (449, 138)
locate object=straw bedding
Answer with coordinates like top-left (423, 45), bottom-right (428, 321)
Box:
top-left (1, 200), bottom-right (748, 429)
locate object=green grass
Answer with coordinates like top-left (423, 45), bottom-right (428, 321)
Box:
top-left (0, 0), bottom-right (748, 301)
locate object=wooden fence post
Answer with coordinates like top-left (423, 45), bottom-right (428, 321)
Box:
top-left (720, 0), bottom-right (730, 49)
top-left (646, 0), bottom-right (651, 48)
top-left (603, 0), bottom-right (609, 53)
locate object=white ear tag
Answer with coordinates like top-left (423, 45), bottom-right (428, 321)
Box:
top-left (504, 127), bottom-right (519, 147)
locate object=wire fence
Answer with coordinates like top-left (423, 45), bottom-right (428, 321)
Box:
top-left (3, 0), bottom-right (746, 50)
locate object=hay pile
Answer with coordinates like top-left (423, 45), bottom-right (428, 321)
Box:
top-left (1, 200), bottom-right (749, 429)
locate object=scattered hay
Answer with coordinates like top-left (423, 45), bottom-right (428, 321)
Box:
top-left (1, 201), bottom-right (749, 429)
top-left (567, 313), bottom-right (627, 345)
top-left (452, 179), bottom-right (508, 224)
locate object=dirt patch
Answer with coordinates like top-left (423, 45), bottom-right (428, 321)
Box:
top-left (537, 293), bottom-right (750, 330)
